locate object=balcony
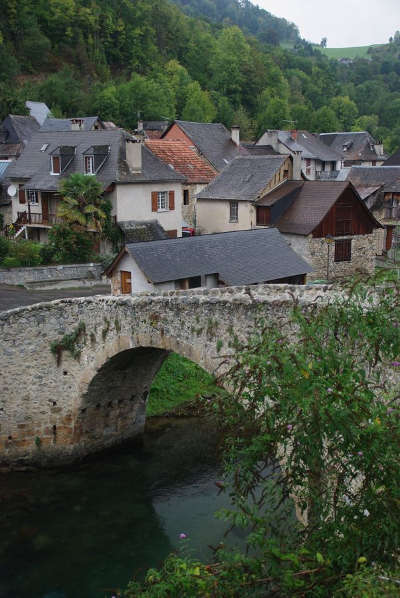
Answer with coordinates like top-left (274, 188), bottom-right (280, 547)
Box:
top-left (17, 212), bottom-right (61, 226)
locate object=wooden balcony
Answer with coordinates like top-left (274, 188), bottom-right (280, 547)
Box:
top-left (17, 212), bottom-right (61, 226)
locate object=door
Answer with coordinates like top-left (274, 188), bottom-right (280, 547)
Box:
top-left (42, 196), bottom-right (49, 224)
top-left (386, 226), bottom-right (394, 252)
top-left (121, 271), bottom-right (132, 294)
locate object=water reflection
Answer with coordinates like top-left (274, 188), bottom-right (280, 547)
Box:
top-left (0, 418), bottom-right (235, 598)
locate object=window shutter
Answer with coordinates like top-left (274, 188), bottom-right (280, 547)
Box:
top-left (19, 188), bottom-right (26, 204)
top-left (151, 191), bottom-right (158, 212)
top-left (169, 191), bottom-right (175, 210)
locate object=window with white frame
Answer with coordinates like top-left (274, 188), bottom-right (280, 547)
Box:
top-left (84, 155), bottom-right (95, 175)
top-left (157, 191), bottom-right (168, 211)
top-left (229, 201), bottom-right (238, 223)
top-left (27, 189), bottom-right (39, 204)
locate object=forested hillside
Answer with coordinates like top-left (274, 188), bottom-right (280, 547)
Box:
top-left (0, 0), bottom-right (399, 151)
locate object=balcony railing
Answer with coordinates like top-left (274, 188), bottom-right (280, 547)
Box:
top-left (17, 212), bottom-right (61, 226)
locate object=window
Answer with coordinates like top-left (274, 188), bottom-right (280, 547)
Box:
top-left (334, 239), bottom-right (352, 262)
top-left (51, 156), bottom-right (60, 174)
top-left (157, 191), bottom-right (168, 211)
top-left (230, 201), bottom-right (238, 223)
top-left (183, 189), bottom-right (189, 206)
top-left (84, 155), bottom-right (95, 175)
top-left (335, 201), bottom-right (352, 235)
top-left (27, 189), bottom-right (38, 204)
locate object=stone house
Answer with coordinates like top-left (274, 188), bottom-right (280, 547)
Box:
top-left (162, 120), bottom-right (243, 172)
top-left (145, 139), bottom-right (217, 228)
top-left (4, 129), bottom-right (186, 243)
top-left (106, 227), bottom-right (312, 294)
top-left (256, 130), bottom-right (342, 180)
top-left (255, 180), bottom-right (381, 281)
top-left (196, 154), bottom-right (295, 234)
top-left (319, 131), bottom-right (387, 167)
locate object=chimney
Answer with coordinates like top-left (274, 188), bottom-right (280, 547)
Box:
top-left (137, 119), bottom-right (144, 132)
top-left (292, 151), bottom-right (302, 180)
top-left (70, 118), bottom-right (83, 131)
top-left (374, 142), bottom-right (384, 157)
top-left (231, 125), bottom-right (240, 146)
top-left (291, 129), bottom-right (298, 141)
top-left (126, 138), bottom-right (142, 173)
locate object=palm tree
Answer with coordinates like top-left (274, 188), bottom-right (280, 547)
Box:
top-left (58, 174), bottom-right (107, 232)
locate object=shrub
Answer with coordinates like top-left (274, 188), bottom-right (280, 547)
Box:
top-left (39, 243), bottom-right (56, 265)
top-left (10, 240), bottom-right (42, 267)
top-left (2, 256), bottom-right (21, 268)
top-left (0, 236), bottom-right (10, 263)
top-left (48, 225), bottom-right (95, 264)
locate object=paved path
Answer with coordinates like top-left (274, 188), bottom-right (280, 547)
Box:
top-left (0, 284), bottom-right (110, 312)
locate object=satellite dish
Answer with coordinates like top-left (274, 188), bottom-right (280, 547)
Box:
top-left (7, 184), bottom-right (17, 197)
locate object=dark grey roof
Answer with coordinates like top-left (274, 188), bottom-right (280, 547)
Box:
top-left (165, 120), bottom-right (242, 171)
top-left (119, 220), bottom-right (168, 243)
top-left (241, 143), bottom-right (279, 156)
top-left (143, 121), bottom-right (169, 131)
top-left (279, 130), bottom-right (342, 161)
top-left (123, 228), bottom-right (312, 285)
top-left (41, 116), bottom-right (101, 132)
top-left (197, 155), bottom-right (287, 202)
top-left (319, 131), bottom-right (387, 162)
top-left (347, 166), bottom-right (400, 193)
top-left (26, 101), bottom-right (50, 125)
top-left (1, 115), bottom-right (40, 146)
top-left (385, 148), bottom-right (400, 166)
top-left (6, 130), bottom-right (185, 191)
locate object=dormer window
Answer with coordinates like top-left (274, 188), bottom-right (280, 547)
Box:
top-left (84, 155), bottom-right (95, 175)
top-left (50, 146), bottom-right (76, 174)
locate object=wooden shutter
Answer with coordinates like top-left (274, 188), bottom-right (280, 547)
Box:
top-left (167, 229), bottom-right (177, 238)
top-left (52, 156), bottom-right (61, 174)
top-left (151, 191), bottom-right (158, 212)
top-left (19, 188), bottom-right (26, 204)
top-left (168, 190), bottom-right (175, 210)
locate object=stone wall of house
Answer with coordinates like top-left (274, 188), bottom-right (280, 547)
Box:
top-left (0, 263), bottom-right (105, 287)
top-left (0, 284), bottom-right (334, 468)
top-left (307, 234), bottom-right (377, 280)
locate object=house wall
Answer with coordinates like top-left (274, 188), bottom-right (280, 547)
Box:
top-left (283, 232), bottom-right (377, 281)
top-left (183, 183), bottom-right (206, 227)
top-left (196, 199), bottom-right (254, 234)
top-left (113, 182), bottom-right (183, 237)
top-left (163, 123), bottom-right (195, 148)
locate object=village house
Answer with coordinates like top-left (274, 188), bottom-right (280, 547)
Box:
top-left (106, 228), bottom-right (312, 295)
top-left (256, 180), bottom-right (381, 280)
top-left (319, 131), bottom-right (387, 167)
top-left (145, 139), bottom-right (217, 228)
top-left (256, 129), bottom-right (342, 180)
top-left (4, 129), bottom-right (186, 243)
top-left (162, 120), bottom-right (243, 172)
top-left (345, 166), bottom-right (400, 253)
top-left (196, 154), bottom-right (295, 234)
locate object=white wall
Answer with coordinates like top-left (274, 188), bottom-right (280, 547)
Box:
top-left (114, 182), bottom-right (183, 236)
top-left (117, 253), bottom-right (156, 293)
top-left (196, 199), bottom-right (254, 234)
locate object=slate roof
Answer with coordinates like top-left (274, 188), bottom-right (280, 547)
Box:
top-left (277, 181), bottom-right (359, 235)
top-left (257, 181), bottom-right (304, 206)
top-left (241, 143), bottom-right (279, 156)
top-left (280, 130), bottom-right (341, 161)
top-left (118, 220), bottom-right (168, 243)
top-left (26, 101), bottom-right (50, 126)
top-left (118, 228), bottom-right (312, 285)
top-left (163, 120), bottom-right (242, 171)
top-left (1, 115), bottom-right (40, 145)
top-left (0, 144), bottom-right (20, 157)
top-left (319, 131), bottom-right (387, 162)
top-left (196, 155), bottom-right (287, 202)
top-left (41, 116), bottom-right (101, 132)
top-left (385, 148), bottom-right (400, 166)
top-left (145, 140), bottom-right (216, 184)
top-left (6, 130), bottom-right (185, 191)
top-left (347, 166), bottom-right (400, 193)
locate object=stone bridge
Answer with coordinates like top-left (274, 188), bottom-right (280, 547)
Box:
top-left (0, 285), bottom-right (331, 468)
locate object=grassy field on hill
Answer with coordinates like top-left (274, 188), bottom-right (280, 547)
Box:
top-left (314, 44), bottom-right (386, 59)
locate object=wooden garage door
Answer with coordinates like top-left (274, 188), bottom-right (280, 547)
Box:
top-left (121, 271), bottom-right (131, 294)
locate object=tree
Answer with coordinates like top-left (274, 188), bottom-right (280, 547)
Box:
top-left (330, 95), bottom-right (359, 130)
top-left (320, 37), bottom-right (327, 48)
top-left (181, 81), bottom-right (216, 122)
top-left (256, 91), bottom-right (291, 135)
top-left (352, 114), bottom-right (379, 137)
top-left (58, 173), bottom-right (107, 232)
top-left (311, 106), bottom-right (340, 133)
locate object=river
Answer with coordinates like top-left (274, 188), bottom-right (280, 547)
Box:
top-left (0, 416), bottom-right (242, 598)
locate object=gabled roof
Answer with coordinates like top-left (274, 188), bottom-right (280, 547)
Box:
top-left (257, 181), bottom-right (304, 207)
top-left (347, 166), bottom-right (400, 192)
top-left (40, 116), bottom-right (102, 132)
top-left (241, 143), bottom-right (279, 156)
top-left (196, 155), bottom-right (287, 202)
top-left (109, 228), bottom-right (311, 285)
top-left (319, 131), bottom-right (387, 162)
top-left (26, 101), bottom-right (50, 126)
top-left (163, 120), bottom-right (242, 171)
top-left (277, 181), bottom-right (380, 235)
top-left (2, 115), bottom-right (40, 145)
top-left (6, 130), bottom-right (184, 191)
top-left (280, 130), bottom-right (342, 162)
top-left (145, 140), bottom-right (216, 184)
top-left (385, 148), bottom-right (400, 166)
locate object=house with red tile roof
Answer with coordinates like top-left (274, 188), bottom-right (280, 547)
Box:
top-left (146, 139), bottom-right (217, 227)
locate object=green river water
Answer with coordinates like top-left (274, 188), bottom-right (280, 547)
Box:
top-left (0, 417), bottom-right (241, 598)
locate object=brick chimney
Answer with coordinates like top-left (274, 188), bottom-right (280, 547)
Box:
top-left (231, 125), bottom-right (240, 146)
top-left (126, 138), bottom-right (142, 173)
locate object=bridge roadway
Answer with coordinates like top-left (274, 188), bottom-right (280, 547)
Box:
top-left (0, 284), bottom-right (331, 468)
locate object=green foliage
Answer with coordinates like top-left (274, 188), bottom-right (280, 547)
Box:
top-left (58, 173), bottom-right (106, 232)
top-left (50, 321), bottom-right (86, 365)
top-left (181, 81), bottom-right (216, 122)
top-left (0, 239), bottom-right (42, 268)
top-left (47, 225), bottom-right (95, 264)
top-left (1, 256), bottom-right (20, 269)
top-left (146, 353), bottom-right (223, 416)
top-left (338, 565), bottom-right (400, 597)
top-left (0, 236), bottom-right (10, 263)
